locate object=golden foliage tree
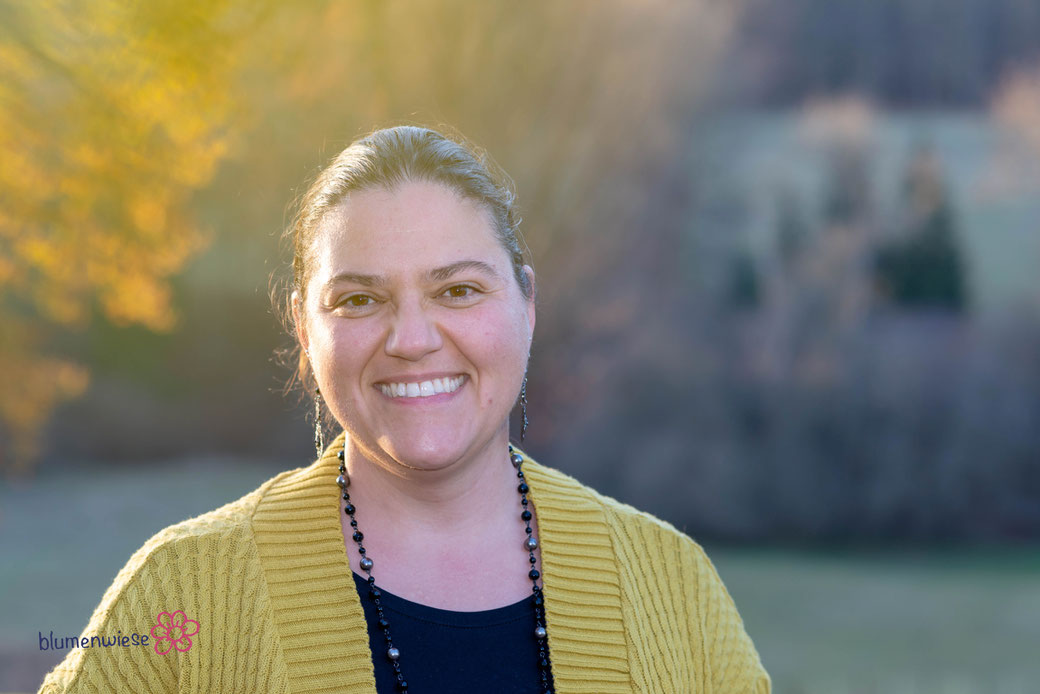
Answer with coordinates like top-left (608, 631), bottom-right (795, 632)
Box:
top-left (0, 0), bottom-right (265, 473)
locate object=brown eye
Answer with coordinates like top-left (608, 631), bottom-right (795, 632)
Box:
top-left (336, 294), bottom-right (376, 311)
top-left (442, 285), bottom-right (479, 301)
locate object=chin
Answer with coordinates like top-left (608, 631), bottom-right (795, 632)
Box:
top-left (379, 435), bottom-right (472, 472)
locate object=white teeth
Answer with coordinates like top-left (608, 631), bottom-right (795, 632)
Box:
top-left (379, 376), bottom-right (465, 399)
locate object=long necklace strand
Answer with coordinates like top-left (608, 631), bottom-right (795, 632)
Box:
top-left (336, 443), bottom-right (555, 693)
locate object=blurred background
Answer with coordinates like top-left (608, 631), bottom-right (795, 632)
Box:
top-left (2, 0), bottom-right (1039, 691)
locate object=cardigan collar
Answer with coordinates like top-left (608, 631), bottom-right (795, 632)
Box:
top-left (252, 432), bottom-right (632, 693)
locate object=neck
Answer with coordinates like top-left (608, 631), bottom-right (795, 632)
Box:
top-left (342, 429), bottom-right (518, 538)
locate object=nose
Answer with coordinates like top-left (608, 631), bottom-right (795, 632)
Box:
top-left (384, 298), bottom-right (443, 361)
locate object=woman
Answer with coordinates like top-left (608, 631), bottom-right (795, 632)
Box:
top-left (39, 125), bottom-right (770, 693)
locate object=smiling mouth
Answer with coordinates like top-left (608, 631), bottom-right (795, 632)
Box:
top-left (377, 375), bottom-right (466, 399)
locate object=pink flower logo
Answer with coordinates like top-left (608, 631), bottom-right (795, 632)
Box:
top-left (150, 611), bottom-right (200, 654)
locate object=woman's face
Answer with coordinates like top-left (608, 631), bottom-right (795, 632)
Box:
top-left (293, 180), bottom-right (535, 474)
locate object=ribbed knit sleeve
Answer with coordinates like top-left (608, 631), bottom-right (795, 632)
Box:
top-left (37, 489), bottom-right (291, 694)
top-left (603, 499), bottom-right (770, 694)
top-left (523, 459), bottom-right (771, 693)
top-left (686, 542), bottom-right (771, 694)
top-left (597, 499), bottom-right (771, 693)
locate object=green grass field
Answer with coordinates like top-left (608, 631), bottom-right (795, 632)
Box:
top-left (2, 459), bottom-right (1038, 693)
top-left (712, 546), bottom-right (1040, 693)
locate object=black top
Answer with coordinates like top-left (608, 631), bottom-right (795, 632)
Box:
top-left (352, 571), bottom-right (549, 693)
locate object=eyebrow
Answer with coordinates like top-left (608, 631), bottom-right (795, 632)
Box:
top-left (323, 259), bottom-right (502, 292)
top-left (427, 259), bottom-right (501, 282)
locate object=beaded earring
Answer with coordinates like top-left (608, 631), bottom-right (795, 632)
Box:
top-left (313, 386), bottom-right (325, 458)
top-left (520, 375), bottom-right (529, 442)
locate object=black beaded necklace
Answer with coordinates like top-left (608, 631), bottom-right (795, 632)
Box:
top-left (336, 442), bottom-right (555, 694)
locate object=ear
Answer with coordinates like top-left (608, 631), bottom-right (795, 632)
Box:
top-left (291, 290), bottom-right (310, 357)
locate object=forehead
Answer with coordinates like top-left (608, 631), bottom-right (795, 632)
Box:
top-left (309, 180), bottom-right (505, 277)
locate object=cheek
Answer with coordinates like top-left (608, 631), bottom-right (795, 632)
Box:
top-left (452, 308), bottom-right (529, 400)
top-left (456, 305), bottom-right (527, 356)
top-left (313, 320), bottom-right (382, 386)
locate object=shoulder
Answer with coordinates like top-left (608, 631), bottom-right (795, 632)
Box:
top-left (37, 466), bottom-right (307, 693)
top-left (521, 454), bottom-right (771, 692)
top-left (101, 464), bottom-right (304, 601)
top-left (523, 456), bottom-right (711, 567)
top-left (53, 465), bottom-right (308, 649)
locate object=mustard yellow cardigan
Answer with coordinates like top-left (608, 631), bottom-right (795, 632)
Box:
top-left (39, 433), bottom-right (770, 693)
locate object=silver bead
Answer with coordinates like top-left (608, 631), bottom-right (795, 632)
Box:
top-left (360, 557), bottom-right (373, 571)
top-left (534, 625), bottom-right (547, 639)
top-left (387, 647), bottom-right (400, 661)
top-left (510, 453), bottom-right (523, 467)
top-left (524, 536), bottom-right (538, 551)
top-left (336, 474), bottom-right (349, 488)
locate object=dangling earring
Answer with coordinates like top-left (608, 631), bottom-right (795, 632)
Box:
top-left (313, 386), bottom-right (325, 458)
top-left (519, 375), bottom-right (529, 442)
